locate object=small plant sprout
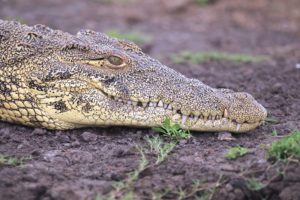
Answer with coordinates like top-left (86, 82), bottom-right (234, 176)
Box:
top-left (152, 118), bottom-right (191, 142)
top-left (155, 142), bottom-right (176, 164)
top-left (127, 146), bottom-right (148, 182)
top-left (265, 116), bottom-right (279, 124)
top-left (226, 146), bottom-right (249, 160)
top-left (194, 0), bottom-right (210, 6)
top-left (101, 146), bottom-right (149, 200)
top-left (146, 136), bottom-right (176, 164)
top-left (246, 177), bottom-right (265, 191)
top-left (172, 175), bottom-right (224, 200)
top-left (0, 154), bottom-right (31, 166)
top-left (272, 128), bottom-right (278, 136)
top-left (170, 51), bottom-right (267, 65)
top-left (268, 130), bottom-right (300, 161)
top-left (105, 29), bottom-right (152, 45)
top-left (146, 135), bottom-right (163, 153)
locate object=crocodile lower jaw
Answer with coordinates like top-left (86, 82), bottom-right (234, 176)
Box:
top-left (179, 116), bottom-right (262, 133)
top-left (107, 95), bottom-right (263, 133)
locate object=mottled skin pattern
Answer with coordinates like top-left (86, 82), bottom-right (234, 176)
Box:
top-left (0, 20), bottom-right (267, 132)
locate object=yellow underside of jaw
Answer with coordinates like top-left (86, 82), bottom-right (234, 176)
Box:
top-left (42, 101), bottom-right (262, 132)
top-left (106, 99), bottom-right (263, 133)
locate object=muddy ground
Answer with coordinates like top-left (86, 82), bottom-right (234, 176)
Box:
top-left (0, 0), bottom-right (300, 199)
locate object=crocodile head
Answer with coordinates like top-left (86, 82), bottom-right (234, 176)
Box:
top-left (5, 22), bottom-right (266, 132)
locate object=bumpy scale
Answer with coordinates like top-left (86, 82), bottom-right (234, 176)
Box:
top-left (0, 20), bottom-right (267, 132)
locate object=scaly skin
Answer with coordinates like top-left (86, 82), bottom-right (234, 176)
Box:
top-left (0, 20), bottom-right (267, 132)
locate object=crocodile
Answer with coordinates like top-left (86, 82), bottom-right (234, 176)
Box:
top-left (0, 20), bottom-right (267, 132)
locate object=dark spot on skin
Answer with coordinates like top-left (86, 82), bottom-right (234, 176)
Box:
top-left (0, 80), bottom-right (11, 95)
top-left (51, 100), bottom-right (68, 113)
top-left (0, 76), bottom-right (20, 96)
top-left (28, 80), bottom-right (48, 92)
top-left (103, 77), bottom-right (116, 85)
top-left (71, 96), bottom-right (84, 106)
top-left (28, 80), bottom-right (35, 88)
top-left (62, 43), bottom-right (89, 52)
top-left (37, 85), bottom-right (49, 92)
top-left (7, 75), bottom-right (20, 86)
top-left (82, 102), bottom-right (92, 113)
top-left (0, 80), bottom-right (10, 107)
top-left (44, 70), bottom-right (72, 82)
top-left (0, 30), bottom-right (9, 42)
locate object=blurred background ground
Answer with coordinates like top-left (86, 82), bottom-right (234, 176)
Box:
top-left (0, 0), bottom-right (300, 199)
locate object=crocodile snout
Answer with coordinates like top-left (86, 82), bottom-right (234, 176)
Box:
top-left (226, 92), bottom-right (267, 124)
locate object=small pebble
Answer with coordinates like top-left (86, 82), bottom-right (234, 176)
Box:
top-left (218, 132), bottom-right (236, 141)
top-left (225, 183), bottom-right (234, 192)
top-left (220, 164), bottom-right (236, 171)
top-left (71, 140), bottom-right (80, 147)
top-left (81, 131), bottom-right (98, 142)
top-left (179, 139), bottom-right (187, 145)
top-left (233, 188), bottom-right (245, 199)
top-left (31, 128), bottom-right (47, 135)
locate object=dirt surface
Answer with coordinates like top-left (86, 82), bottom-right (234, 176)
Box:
top-left (0, 0), bottom-right (300, 199)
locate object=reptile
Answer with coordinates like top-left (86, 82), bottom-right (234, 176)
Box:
top-left (0, 20), bottom-right (267, 132)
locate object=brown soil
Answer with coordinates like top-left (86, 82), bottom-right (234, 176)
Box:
top-left (0, 0), bottom-right (300, 199)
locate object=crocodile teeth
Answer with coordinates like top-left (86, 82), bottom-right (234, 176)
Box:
top-left (158, 100), bottom-right (164, 107)
top-left (236, 123), bottom-right (241, 131)
top-left (111, 95), bottom-right (234, 125)
top-left (142, 102), bottom-right (148, 107)
top-left (181, 115), bottom-right (187, 126)
top-left (224, 109), bottom-right (228, 118)
top-left (194, 116), bottom-right (199, 122)
top-left (148, 102), bottom-right (154, 107)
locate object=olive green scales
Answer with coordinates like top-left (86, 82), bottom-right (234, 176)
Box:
top-left (0, 20), bottom-right (267, 132)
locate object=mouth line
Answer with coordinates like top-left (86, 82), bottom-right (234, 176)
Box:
top-left (99, 89), bottom-right (262, 131)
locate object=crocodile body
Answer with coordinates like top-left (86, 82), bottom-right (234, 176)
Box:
top-left (0, 20), bottom-right (267, 132)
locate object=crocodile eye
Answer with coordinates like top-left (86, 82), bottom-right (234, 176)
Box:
top-left (108, 56), bottom-right (123, 66)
